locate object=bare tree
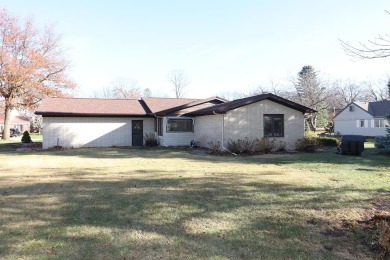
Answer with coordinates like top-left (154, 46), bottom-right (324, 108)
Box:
top-left (217, 90), bottom-right (246, 101)
top-left (363, 79), bottom-right (390, 101)
top-left (112, 77), bottom-right (141, 99)
top-left (331, 81), bottom-right (364, 106)
top-left (91, 86), bottom-right (115, 99)
top-left (168, 70), bottom-right (189, 98)
top-left (340, 10), bottom-right (390, 59)
top-left (249, 81), bottom-right (282, 96)
top-left (143, 88), bottom-right (152, 98)
top-left (0, 9), bottom-right (75, 140)
top-left (30, 114), bottom-right (43, 134)
top-left (248, 80), bottom-right (296, 100)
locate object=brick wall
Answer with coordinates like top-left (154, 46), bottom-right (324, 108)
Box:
top-left (224, 99), bottom-right (304, 150)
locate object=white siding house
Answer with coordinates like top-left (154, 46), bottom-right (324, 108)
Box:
top-left (334, 101), bottom-right (390, 137)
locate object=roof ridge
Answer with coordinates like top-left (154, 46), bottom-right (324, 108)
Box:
top-left (46, 97), bottom-right (141, 101)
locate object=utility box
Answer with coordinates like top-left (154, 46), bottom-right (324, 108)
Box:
top-left (340, 135), bottom-right (365, 156)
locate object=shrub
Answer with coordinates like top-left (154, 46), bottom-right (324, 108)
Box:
top-left (256, 137), bottom-right (275, 154)
top-left (239, 137), bottom-right (257, 154)
top-left (305, 131), bottom-right (317, 138)
top-left (274, 140), bottom-right (287, 152)
top-left (144, 133), bottom-right (158, 146)
top-left (325, 122), bottom-right (334, 133)
top-left (21, 131), bottom-right (32, 143)
top-left (227, 138), bottom-right (257, 154)
top-left (375, 115), bottom-right (390, 153)
top-left (227, 139), bottom-right (241, 154)
top-left (296, 137), bottom-right (319, 152)
top-left (207, 141), bottom-right (221, 154)
top-left (317, 137), bottom-right (339, 147)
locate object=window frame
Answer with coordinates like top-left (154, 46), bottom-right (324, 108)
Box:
top-left (157, 118), bottom-right (163, 136)
top-left (166, 118), bottom-right (194, 133)
top-left (374, 118), bottom-right (389, 128)
top-left (263, 114), bottom-right (284, 137)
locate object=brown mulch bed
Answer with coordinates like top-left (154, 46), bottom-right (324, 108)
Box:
top-left (345, 198), bottom-right (390, 259)
top-left (16, 142), bottom-right (43, 151)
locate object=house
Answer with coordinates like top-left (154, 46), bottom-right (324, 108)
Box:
top-left (35, 94), bottom-right (315, 150)
top-left (0, 113), bottom-right (31, 135)
top-left (334, 100), bottom-right (390, 137)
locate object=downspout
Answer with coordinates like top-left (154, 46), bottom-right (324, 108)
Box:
top-left (151, 113), bottom-right (161, 145)
top-left (213, 111), bottom-right (237, 156)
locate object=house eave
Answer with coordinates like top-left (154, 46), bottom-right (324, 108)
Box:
top-left (35, 112), bottom-right (151, 118)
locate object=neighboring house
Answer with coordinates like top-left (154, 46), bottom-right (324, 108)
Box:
top-left (0, 113), bottom-right (31, 134)
top-left (35, 94), bottom-right (315, 150)
top-left (334, 100), bottom-right (390, 136)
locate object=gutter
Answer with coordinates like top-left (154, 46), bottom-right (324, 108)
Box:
top-left (213, 111), bottom-right (237, 156)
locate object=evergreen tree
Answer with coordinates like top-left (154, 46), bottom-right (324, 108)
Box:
top-left (294, 66), bottom-right (327, 131)
top-left (375, 115), bottom-right (390, 153)
top-left (21, 131), bottom-right (32, 143)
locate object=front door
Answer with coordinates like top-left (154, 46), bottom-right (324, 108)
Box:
top-left (132, 120), bottom-right (143, 146)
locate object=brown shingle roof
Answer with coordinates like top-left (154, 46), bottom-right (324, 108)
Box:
top-left (185, 93), bottom-right (316, 116)
top-left (153, 97), bottom-right (227, 116)
top-left (35, 97), bottom-right (147, 116)
top-left (142, 97), bottom-right (199, 113)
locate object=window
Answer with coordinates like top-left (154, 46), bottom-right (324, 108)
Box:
top-left (166, 119), bottom-right (193, 132)
top-left (264, 114), bottom-right (284, 137)
top-left (349, 106), bottom-right (354, 112)
top-left (374, 119), bottom-right (390, 128)
top-left (359, 120), bottom-right (365, 128)
top-left (157, 118), bottom-right (163, 136)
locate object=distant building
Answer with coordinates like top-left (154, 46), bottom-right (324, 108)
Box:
top-left (334, 100), bottom-right (390, 136)
top-left (0, 112), bottom-right (31, 134)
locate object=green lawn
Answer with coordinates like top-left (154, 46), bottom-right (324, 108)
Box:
top-left (0, 140), bottom-right (389, 259)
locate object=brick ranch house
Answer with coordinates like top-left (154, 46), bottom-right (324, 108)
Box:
top-left (35, 93), bottom-right (315, 150)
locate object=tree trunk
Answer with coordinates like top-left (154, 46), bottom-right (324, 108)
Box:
top-left (306, 115), bottom-right (316, 132)
top-left (2, 104), bottom-right (12, 140)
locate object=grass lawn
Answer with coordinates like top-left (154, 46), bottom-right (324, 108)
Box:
top-left (0, 140), bottom-right (389, 259)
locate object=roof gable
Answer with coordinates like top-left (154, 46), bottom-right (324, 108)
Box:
top-left (334, 100), bottom-right (390, 119)
top-left (154, 97), bottom-right (227, 116)
top-left (142, 97), bottom-right (199, 114)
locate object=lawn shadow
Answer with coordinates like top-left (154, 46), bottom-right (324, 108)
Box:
top-left (0, 168), bottom-right (380, 259)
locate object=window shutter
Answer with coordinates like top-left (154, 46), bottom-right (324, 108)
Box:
top-left (356, 120), bottom-right (359, 128)
top-left (370, 120), bottom-right (375, 128)
top-left (365, 120), bottom-right (369, 128)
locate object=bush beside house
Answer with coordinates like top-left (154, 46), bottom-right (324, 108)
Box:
top-left (21, 131), bottom-right (32, 143)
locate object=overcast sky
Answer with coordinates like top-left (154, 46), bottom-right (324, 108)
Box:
top-left (1, 0), bottom-right (390, 98)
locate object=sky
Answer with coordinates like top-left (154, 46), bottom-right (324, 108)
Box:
top-left (1, 0), bottom-right (390, 98)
